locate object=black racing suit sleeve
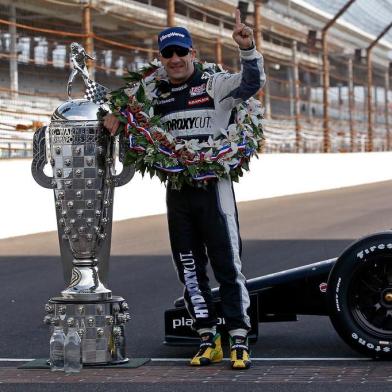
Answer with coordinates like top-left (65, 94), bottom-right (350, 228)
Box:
top-left (206, 47), bottom-right (266, 110)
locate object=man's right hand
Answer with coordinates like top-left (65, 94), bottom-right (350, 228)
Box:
top-left (233, 9), bottom-right (254, 50)
top-left (103, 113), bottom-right (120, 136)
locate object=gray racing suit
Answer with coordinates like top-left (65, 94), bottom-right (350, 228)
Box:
top-left (155, 46), bottom-right (266, 332)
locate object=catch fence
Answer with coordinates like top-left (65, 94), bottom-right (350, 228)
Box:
top-left (0, 0), bottom-right (390, 158)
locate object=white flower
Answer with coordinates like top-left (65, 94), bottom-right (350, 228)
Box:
top-left (236, 109), bottom-right (247, 123)
top-left (230, 142), bottom-right (238, 155)
top-left (124, 84), bottom-right (139, 97)
top-left (151, 58), bottom-right (160, 67)
top-left (183, 139), bottom-right (201, 153)
top-left (243, 124), bottom-right (253, 132)
top-left (202, 62), bottom-right (215, 70)
top-left (165, 132), bottom-right (175, 144)
top-left (149, 107), bottom-right (154, 117)
top-left (250, 114), bottom-right (262, 126)
top-left (205, 136), bottom-right (222, 149)
top-left (227, 124), bottom-right (238, 141)
top-left (198, 141), bottom-right (210, 148)
top-left (156, 66), bottom-right (168, 80)
top-left (145, 82), bottom-right (157, 99)
top-left (248, 98), bottom-right (261, 112)
top-left (225, 150), bottom-right (236, 159)
top-left (219, 127), bottom-right (228, 137)
top-left (225, 157), bottom-right (239, 166)
top-left (144, 74), bottom-right (156, 84)
top-left (203, 148), bottom-right (213, 161)
top-left (222, 161), bottom-right (231, 173)
top-left (207, 136), bottom-right (214, 147)
top-left (139, 111), bottom-right (149, 118)
top-left (146, 146), bottom-right (155, 155)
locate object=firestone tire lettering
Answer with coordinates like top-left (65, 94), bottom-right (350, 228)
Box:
top-left (351, 332), bottom-right (390, 352)
top-left (327, 232), bottom-right (392, 358)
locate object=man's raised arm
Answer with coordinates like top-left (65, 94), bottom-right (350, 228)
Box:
top-left (206, 9), bottom-right (266, 110)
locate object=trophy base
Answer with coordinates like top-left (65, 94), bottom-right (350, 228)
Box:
top-left (46, 357), bottom-right (130, 367)
top-left (44, 296), bottom-right (130, 365)
top-left (61, 290), bottom-right (112, 301)
top-left (61, 265), bottom-right (112, 301)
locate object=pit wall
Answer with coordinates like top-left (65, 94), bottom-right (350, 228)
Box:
top-left (1, 152), bottom-right (392, 239)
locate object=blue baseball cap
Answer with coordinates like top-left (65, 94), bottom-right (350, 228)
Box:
top-left (158, 27), bottom-right (193, 52)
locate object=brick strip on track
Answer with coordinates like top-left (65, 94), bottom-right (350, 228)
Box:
top-left (0, 363), bottom-right (391, 384)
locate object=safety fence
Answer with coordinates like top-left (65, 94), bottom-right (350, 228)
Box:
top-left (264, 54), bottom-right (391, 153)
top-left (0, 0), bottom-right (391, 158)
top-left (0, 128), bottom-right (33, 159)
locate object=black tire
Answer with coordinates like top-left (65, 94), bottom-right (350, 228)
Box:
top-left (327, 231), bottom-right (392, 358)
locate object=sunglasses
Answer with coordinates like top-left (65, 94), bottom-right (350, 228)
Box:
top-left (160, 46), bottom-right (190, 59)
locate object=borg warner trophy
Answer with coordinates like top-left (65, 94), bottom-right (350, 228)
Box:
top-left (31, 43), bottom-right (134, 365)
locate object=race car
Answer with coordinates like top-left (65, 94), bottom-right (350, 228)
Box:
top-left (164, 231), bottom-right (392, 358)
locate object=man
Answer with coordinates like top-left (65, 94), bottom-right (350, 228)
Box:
top-left (105, 9), bottom-right (265, 369)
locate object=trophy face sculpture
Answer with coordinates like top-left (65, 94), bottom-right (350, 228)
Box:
top-left (31, 43), bottom-right (134, 365)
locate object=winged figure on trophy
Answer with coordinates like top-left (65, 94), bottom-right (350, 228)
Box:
top-left (66, 42), bottom-right (109, 105)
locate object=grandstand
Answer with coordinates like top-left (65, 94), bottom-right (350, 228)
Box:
top-left (0, 0), bottom-right (391, 157)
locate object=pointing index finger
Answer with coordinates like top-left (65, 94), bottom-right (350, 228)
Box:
top-left (235, 8), bottom-right (241, 27)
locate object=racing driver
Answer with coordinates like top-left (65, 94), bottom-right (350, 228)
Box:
top-left (104, 9), bottom-right (266, 369)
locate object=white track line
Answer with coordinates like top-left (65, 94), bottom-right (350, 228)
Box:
top-left (0, 359), bottom-right (34, 362)
top-left (150, 357), bottom-right (371, 362)
top-left (0, 357), bottom-right (372, 363)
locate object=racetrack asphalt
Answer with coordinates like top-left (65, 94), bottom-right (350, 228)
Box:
top-left (1, 180), bottom-right (392, 391)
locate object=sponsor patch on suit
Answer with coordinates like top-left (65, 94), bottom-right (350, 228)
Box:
top-left (188, 96), bottom-right (210, 106)
top-left (190, 83), bottom-right (206, 97)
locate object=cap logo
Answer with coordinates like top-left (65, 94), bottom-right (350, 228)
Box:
top-left (160, 32), bottom-right (185, 42)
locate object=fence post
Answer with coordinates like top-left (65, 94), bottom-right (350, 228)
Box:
top-left (215, 37), bottom-right (222, 65)
top-left (287, 66), bottom-right (294, 117)
top-left (321, 30), bottom-right (331, 152)
top-left (385, 70), bottom-right (391, 150)
top-left (365, 20), bottom-right (392, 151)
top-left (366, 49), bottom-right (373, 151)
top-left (321, 0), bottom-right (357, 153)
top-left (82, 0), bottom-right (95, 79)
top-left (292, 41), bottom-right (301, 152)
top-left (264, 63), bottom-right (271, 119)
top-left (254, 0), bottom-right (263, 105)
top-left (374, 85), bottom-right (378, 130)
top-left (145, 38), bottom-right (154, 62)
top-left (9, 4), bottom-right (18, 98)
top-left (167, 0), bottom-right (175, 27)
top-left (305, 70), bottom-right (312, 120)
top-left (348, 57), bottom-right (356, 152)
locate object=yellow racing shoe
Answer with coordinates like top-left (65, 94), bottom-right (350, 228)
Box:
top-left (190, 333), bottom-right (223, 366)
top-left (230, 336), bottom-right (251, 369)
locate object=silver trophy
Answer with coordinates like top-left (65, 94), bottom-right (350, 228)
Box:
top-left (31, 43), bottom-right (134, 365)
